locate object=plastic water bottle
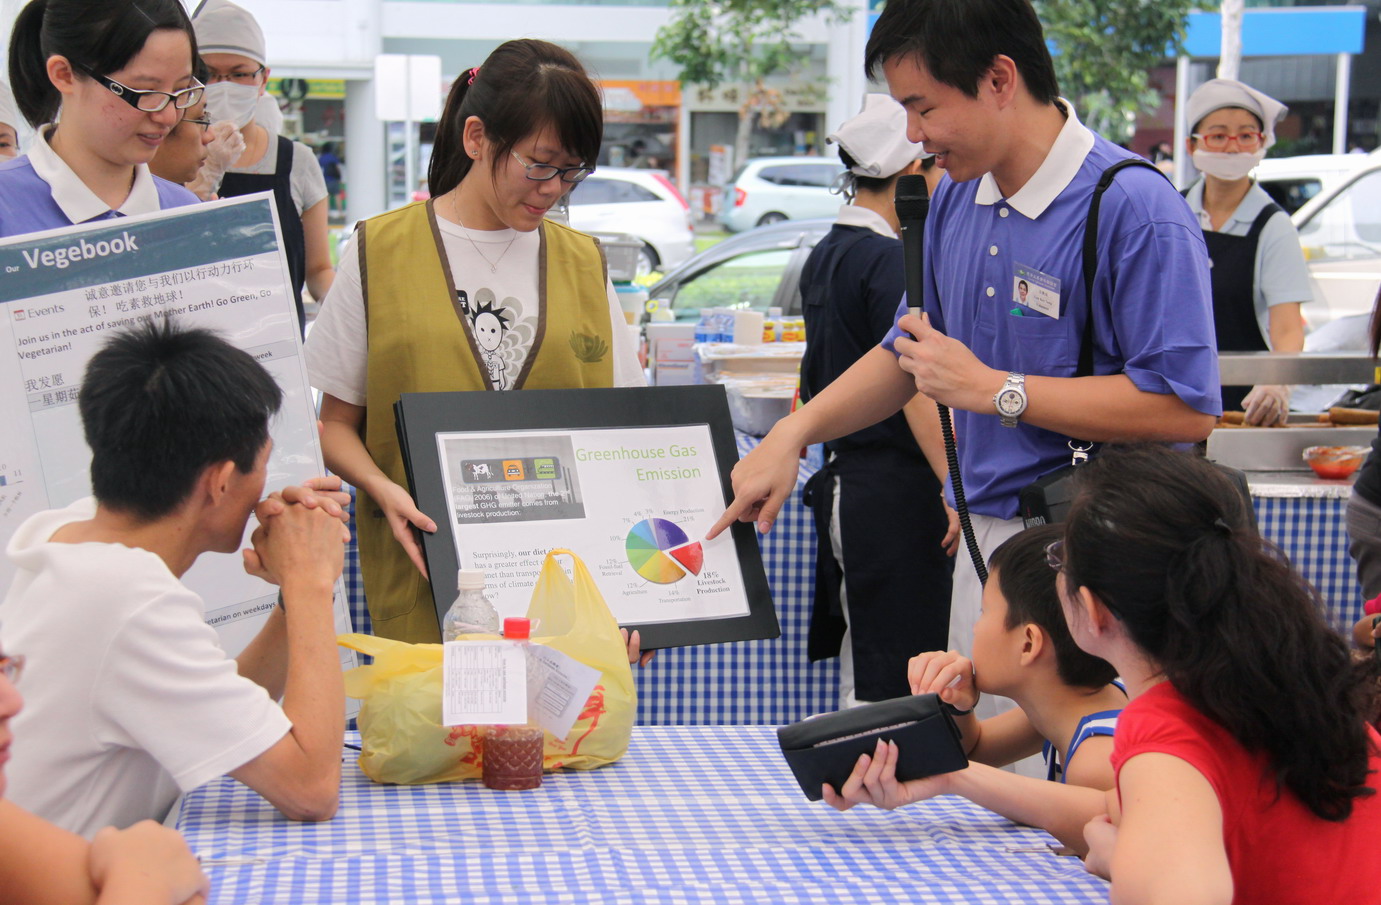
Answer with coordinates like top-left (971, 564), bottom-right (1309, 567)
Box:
top-left (693, 309), bottom-right (714, 344)
top-left (715, 308), bottom-right (735, 343)
top-left (441, 569), bottom-right (500, 640)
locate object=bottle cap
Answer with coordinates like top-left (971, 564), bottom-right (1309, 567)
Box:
top-left (503, 616), bottom-right (531, 640)
top-left (457, 568), bottom-right (486, 590)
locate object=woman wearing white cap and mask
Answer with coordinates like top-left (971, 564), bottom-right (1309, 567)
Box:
top-left (0, 81), bottom-right (19, 159)
top-left (798, 95), bottom-right (955, 707)
top-left (191, 0), bottom-right (332, 334)
top-left (1183, 78), bottom-right (1311, 425)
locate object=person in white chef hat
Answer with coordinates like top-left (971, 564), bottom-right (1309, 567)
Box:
top-left (192, 0), bottom-right (333, 334)
top-left (1183, 78), bottom-right (1311, 426)
top-left (0, 80), bottom-right (19, 159)
top-left (797, 94), bottom-right (955, 709)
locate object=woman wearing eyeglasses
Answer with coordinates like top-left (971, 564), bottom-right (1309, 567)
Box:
top-left (0, 640), bottom-right (209, 905)
top-left (0, 0), bottom-right (202, 239)
top-left (192, 0), bottom-right (333, 335)
top-left (303, 40), bottom-right (645, 645)
top-left (1183, 79), bottom-right (1311, 425)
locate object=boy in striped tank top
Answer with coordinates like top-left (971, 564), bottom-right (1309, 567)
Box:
top-left (824, 524), bottom-right (1125, 856)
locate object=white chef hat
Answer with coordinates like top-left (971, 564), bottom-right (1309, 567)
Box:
top-left (828, 94), bottom-right (930, 179)
top-left (0, 80), bottom-right (17, 132)
top-left (1186, 78), bottom-right (1287, 151)
top-left (192, 0), bottom-right (268, 68)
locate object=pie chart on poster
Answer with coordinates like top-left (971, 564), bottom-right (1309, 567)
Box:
top-left (625, 518), bottom-right (704, 584)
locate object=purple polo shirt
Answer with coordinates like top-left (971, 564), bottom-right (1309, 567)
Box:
top-left (882, 109), bottom-right (1219, 519)
top-left (0, 153), bottom-right (197, 239)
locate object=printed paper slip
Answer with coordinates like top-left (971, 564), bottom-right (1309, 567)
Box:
top-left (525, 644), bottom-right (600, 740)
top-left (442, 641), bottom-right (528, 727)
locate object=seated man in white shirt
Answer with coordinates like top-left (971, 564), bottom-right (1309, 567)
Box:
top-left (0, 319), bottom-right (351, 837)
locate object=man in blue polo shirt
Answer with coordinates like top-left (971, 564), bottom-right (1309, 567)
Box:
top-left (709, 0), bottom-right (1220, 702)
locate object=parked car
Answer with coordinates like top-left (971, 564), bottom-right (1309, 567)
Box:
top-left (647, 218), bottom-right (832, 320)
top-left (1292, 154), bottom-right (1381, 330)
top-left (719, 157), bottom-right (847, 232)
top-left (564, 167), bottom-right (695, 275)
top-left (1253, 153), bottom-right (1370, 215)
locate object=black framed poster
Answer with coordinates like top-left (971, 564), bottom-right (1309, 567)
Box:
top-left (395, 385), bottom-right (779, 649)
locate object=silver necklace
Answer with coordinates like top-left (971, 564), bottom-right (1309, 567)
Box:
top-left (451, 192), bottom-right (517, 274)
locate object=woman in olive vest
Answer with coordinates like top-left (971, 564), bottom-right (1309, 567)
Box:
top-left (305, 39), bottom-right (645, 644)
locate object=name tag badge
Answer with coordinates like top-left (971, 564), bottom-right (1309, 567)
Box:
top-left (1013, 264), bottom-right (1061, 319)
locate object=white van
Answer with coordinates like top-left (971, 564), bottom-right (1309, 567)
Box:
top-left (1291, 152), bottom-right (1381, 329)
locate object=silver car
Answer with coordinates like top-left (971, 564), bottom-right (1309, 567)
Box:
top-left (1293, 156), bottom-right (1381, 329)
top-left (647, 218), bottom-right (832, 320)
top-left (719, 157), bottom-right (847, 232)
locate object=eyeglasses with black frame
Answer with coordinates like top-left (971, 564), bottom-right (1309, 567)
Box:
top-left (205, 66), bottom-right (265, 86)
top-left (75, 63), bottom-right (204, 113)
top-left (1045, 539), bottom-right (1064, 572)
top-left (1191, 131), bottom-right (1265, 152)
top-left (181, 117), bottom-right (213, 133)
top-left (510, 150), bottom-right (594, 184)
top-left (0, 652), bottom-right (23, 685)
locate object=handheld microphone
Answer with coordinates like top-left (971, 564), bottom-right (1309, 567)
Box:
top-left (894, 171), bottom-right (987, 584)
top-left (894, 174), bottom-right (930, 319)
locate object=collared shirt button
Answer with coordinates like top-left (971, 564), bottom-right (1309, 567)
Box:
top-left (985, 286), bottom-right (995, 297)
top-left (989, 245), bottom-right (999, 255)
top-left (999, 207), bottom-right (1010, 218)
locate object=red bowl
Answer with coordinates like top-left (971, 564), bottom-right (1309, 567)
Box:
top-left (1303, 445), bottom-right (1367, 480)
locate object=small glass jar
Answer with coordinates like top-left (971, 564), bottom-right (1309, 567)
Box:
top-left (482, 725), bottom-right (544, 791)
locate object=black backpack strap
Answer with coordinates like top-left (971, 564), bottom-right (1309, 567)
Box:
top-left (1079, 158), bottom-right (1171, 377)
top-left (1245, 202), bottom-right (1285, 242)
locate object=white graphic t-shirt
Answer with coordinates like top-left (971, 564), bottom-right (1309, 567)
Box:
top-left (305, 213), bottom-right (644, 405)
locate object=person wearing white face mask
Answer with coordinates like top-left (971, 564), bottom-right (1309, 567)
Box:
top-left (1183, 78), bottom-right (1311, 426)
top-left (0, 80), bottom-right (19, 160)
top-left (191, 0), bottom-right (332, 335)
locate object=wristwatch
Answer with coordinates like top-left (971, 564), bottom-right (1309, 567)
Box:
top-left (994, 372), bottom-right (1027, 428)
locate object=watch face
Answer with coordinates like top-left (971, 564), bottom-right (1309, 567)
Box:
top-left (996, 388), bottom-right (1025, 416)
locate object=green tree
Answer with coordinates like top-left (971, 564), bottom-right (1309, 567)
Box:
top-left (650, 0), bottom-right (850, 170)
top-left (1037, 0), bottom-right (1212, 142)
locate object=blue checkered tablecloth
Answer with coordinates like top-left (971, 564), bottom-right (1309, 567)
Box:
top-left (1254, 494), bottom-right (1361, 634)
top-left (177, 726), bottom-right (1110, 904)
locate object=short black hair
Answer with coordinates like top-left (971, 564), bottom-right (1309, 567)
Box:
top-left (988, 524), bottom-right (1117, 689)
top-left (79, 319), bottom-right (282, 521)
top-left (864, 0), bottom-right (1059, 106)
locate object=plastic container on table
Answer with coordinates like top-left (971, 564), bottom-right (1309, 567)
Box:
top-left (481, 617), bottom-right (545, 791)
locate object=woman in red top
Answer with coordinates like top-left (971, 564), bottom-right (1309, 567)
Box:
top-left (1054, 445), bottom-right (1381, 904)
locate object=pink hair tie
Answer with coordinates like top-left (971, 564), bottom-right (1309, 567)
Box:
top-left (467, 67), bottom-right (480, 86)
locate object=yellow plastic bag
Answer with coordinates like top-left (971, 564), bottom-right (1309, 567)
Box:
top-left (339, 549), bottom-right (636, 784)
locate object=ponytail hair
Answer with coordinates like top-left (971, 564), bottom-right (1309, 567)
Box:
top-left (8, 0), bottom-right (197, 128)
top-left (428, 39), bottom-right (602, 199)
top-left (1063, 445), bottom-right (1375, 821)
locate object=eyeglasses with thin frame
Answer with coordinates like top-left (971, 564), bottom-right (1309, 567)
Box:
top-left (510, 150), bottom-right (594, 184)
top-left (1045, 539), bottom-right (1064, 572)
top-left (205, 67), bottom-right (265, 86)
top-left (1191, 131), bottom-right (1265, 152)
top-left (0, 653), bottom-right (23, 685)
top-left (75, 63), bottom-right (204, 114)
top-left (181, 117), bottom-right (213, 134)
